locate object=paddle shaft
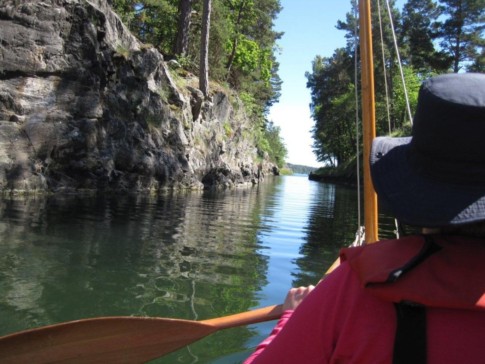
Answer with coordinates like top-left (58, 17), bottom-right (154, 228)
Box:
top-left (203, 304), bottom-right (283, 329)
top-left (0, 304), bottom-right (284, 364)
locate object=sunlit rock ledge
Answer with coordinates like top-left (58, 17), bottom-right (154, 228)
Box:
top-left (0, 0), bottom-right (277, 194)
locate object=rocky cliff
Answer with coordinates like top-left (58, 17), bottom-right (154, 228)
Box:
top-left (0, 0), bottom-right (277, 194)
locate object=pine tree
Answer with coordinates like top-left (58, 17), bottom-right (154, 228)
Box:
top-left (401, 0), bottom-right (452, 72)
top-left (468, 46), bottom-right (485, 71)
top-left (436, 0), bottom-right (485, 72)
top-left (306, 50), bottom-right (355, 165)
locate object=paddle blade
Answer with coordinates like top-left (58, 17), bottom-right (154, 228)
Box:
top-left (0, 316), bottom-right (216, 364)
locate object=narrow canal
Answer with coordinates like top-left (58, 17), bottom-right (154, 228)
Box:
top-left (0, 175), bottom-right (391, 363)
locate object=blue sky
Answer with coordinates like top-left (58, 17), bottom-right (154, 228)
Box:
top-left (270, 0), bottom-right (405, 168)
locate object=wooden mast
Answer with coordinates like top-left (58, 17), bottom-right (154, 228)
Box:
top-left (359, 0), bottom-right (378, 243)
top-left (321, 0), bottom-right (379, 277)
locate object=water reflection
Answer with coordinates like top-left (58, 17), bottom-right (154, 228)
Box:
top-left (292, 183), bottom-right (360, 286)
top-left (0, 187), bottom-right (275, 320)
top-left (0, 176), bottom-right (369, 363)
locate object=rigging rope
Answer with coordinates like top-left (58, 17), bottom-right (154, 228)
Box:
top-left (354, 1), bottom-right (362, 232)
top-left (384, 0), bottom-right (413, 125)
top-left (383, 0), bottom-right (412, 238)
top-left (354, 0), bottom-right (413, 241)
top-left (377, 0), bottom-right (392, 134)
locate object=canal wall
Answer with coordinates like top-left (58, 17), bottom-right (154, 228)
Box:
top-left (0, 0), bottom-right (278, 194)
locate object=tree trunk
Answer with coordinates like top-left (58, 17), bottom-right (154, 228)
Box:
top-left (225, 36), bottom-right (238, 77)
top-left (174, 0), bottom-right (192, 57)
top-left (199, 0), bottom-right (212, 97)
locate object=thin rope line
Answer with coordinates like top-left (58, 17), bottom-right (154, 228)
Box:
top-left (385, 0), bottom-right (413, 124)
top-left (377, 0), bottom-right (392, 134)
top-left (354, 0), bottom-right (362, 230)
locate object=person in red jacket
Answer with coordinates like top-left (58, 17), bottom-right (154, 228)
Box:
top-left (244, 72), bottom-right (485, 364)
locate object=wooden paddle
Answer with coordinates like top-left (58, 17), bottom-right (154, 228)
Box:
top-left (0, 304), bottom-right (283, 364)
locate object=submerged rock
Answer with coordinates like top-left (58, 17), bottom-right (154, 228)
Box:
top-left (0, 0), bottom-right (276, 194)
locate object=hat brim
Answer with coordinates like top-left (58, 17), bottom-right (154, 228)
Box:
top-left (370, 137), bottom-right (485, 227)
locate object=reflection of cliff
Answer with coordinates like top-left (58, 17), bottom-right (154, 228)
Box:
top-left (0, 182), bottom-right (279, 345)
top-left (292, 183), bottom-right (360, 286)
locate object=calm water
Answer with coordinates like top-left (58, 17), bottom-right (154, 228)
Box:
top-left (0, 175), bottom-right (390, 363)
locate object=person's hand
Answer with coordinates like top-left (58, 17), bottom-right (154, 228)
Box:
top-left (282, 285), bottom-right (315, 311)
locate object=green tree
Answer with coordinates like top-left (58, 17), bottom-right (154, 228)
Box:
top-left (306, 50), bottom-right (355, 166)
top-left (436, 0), bottom-right (485, 72)
top-left (391, 66), bottom-right (425, 132)
top-left (224, 0), bottom-right (256, 76)
top-left (111, 0), bottom-right (286, 165)
top-left (468, 46), bottom-right (485, 71)
top-left (222, 0), bottom-right (282, 113)
top-left (305, 0), bottom-right (484, 170)
top-left (401, 0), bottom-right (452, 72)
top-left (263, 121), bottom-right (287, 168)
top-left (337, 0), bottom-right (403, 136)
top-left (111, 0), bottom-right (179, 55)
top-left (110, 0), bottom-right (137, 26)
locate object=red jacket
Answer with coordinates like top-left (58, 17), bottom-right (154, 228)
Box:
top-left (245, 235), bottom-right (485, 363)
top-left (342, 234), bottom-right (485, 311)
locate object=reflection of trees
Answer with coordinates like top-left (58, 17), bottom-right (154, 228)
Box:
top-left (0, 181), bottom-right (280, 361)
top-left (292, 183), bottom-right (360, 287)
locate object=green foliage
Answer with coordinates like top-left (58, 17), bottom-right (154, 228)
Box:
top-left (112, 0), bottom-right (179, 55)
top-left (110, 0), bottom-right (286, 167)
top-left (400, 0), bottom-right (452, 72)
top-left (110, 0), bottom-right (137, 26)
top-left (468, 47), bottom-right (485, 72)
top-left (390, 66), bottom-right (427, 129)
top-left (223, 121), bottom-right (233, 137)
top-left (279, 168), bottom-right (293, 175)
top-left (240, 93), bottom-right (286, 167)
top-left (435, 0), bottom-right (485, 73)
top-left (227, 36), bottom-right (260, 74)
top-left (262, 121), bottom-right (287, 168)
top-left (306, 49), bottom-right (355, 166)
top-left (239, 91), bottom-right (264, 122)
top-left (306, 0), bottom-right (484, 167)
top-left (286, 163), bottom-right (317, 175)
top-left (197, 0), bottom-right (230, 84)
top-left (240, 92), bottom-right (286, 167)
top-left (115, 44), bottom-right (131, 59)
top-left (175, 54), bottom-right (194, 69)
top-left (222, 0), bottom-right (282, 113)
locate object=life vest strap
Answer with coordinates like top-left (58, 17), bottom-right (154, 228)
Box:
top-left (393, 302), bottom-right (427, 364)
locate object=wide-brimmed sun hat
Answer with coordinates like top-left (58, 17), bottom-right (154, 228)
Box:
top-left (370, 73), bottom-right (485, 227)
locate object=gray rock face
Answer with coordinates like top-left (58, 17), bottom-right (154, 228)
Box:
top-left (0, 0), bottom-right (276, 193)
